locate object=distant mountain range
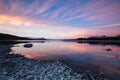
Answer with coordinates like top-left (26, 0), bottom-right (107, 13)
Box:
top-left (0, 33), bottom-right (46, 40)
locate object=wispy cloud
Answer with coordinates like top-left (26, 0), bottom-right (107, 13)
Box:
top-left (0, 0), bottom-right (120, 38)
top-left (94, 23), bottom-right (120, 29)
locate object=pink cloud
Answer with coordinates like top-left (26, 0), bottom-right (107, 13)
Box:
top-left (35, 0), bottom-right (58, 14)
top-left (93, 23), bottom-right (120, 29)
top-left (58, 0), bottom-right (120, 22)
top-left (84, 2), bottom-right (120, 21)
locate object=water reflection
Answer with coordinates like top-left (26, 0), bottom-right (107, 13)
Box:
top-left (11, 41), bottom-right (120, 59)
top-left (10, 41), bottom-right (120, 79)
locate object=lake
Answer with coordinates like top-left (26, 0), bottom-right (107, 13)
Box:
top-left (2, 40), bottom-right (120, 79)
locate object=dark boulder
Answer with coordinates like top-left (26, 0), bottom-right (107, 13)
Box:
top-left (24, 44), bottom-right (33, 48)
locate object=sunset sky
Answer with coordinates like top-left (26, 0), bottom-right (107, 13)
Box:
top-left (0, 0), bottom-right (120, 38)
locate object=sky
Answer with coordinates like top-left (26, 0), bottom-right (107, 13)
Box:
top-left (0, 0), bottom-right (120, 39)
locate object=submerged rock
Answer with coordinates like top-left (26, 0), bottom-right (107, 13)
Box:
top-left (24, 44), bottom-right (33, 48)
top-left (105, 48), bottom-right (112, 52)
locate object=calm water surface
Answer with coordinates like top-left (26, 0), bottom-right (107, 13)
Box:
top-left (10, 41), bottom-right (120, 79)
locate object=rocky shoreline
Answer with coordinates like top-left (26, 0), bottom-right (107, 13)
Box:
top-left (0, 55), bottom-right (82, 80)
top-left (0, 45), bottom-right (91, 80)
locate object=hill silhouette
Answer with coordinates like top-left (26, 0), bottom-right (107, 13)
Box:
top-left (0, 33), bottom-right (46, 40)
top-left (0, 33), bottom-right (30, 40)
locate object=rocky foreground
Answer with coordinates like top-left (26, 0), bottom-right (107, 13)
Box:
top-left (0, 54), bottom-right (86, 80)
top-left (0, 45), bottom-right (92, 80)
